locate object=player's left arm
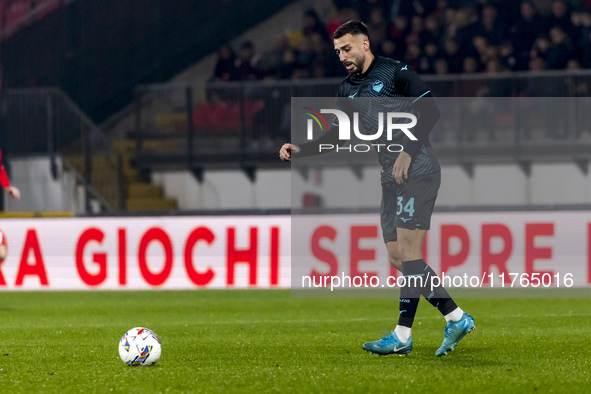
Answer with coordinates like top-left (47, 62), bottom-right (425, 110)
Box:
top-left (392, 64), bottom-right (441, 184)
top-left (396, 63), bottom-right (441, 158)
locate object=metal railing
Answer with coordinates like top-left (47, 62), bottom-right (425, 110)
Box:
top-left (132, 70), bottom-right (591, 175)
top-left (1, 88), bottom-right (120, 213)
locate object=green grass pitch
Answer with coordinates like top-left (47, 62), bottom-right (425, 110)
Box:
top-left (0, 290), bottom-right (589, 393)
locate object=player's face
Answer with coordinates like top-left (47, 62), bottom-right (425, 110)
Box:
top-left (334, 33), bottom-right (368, 74)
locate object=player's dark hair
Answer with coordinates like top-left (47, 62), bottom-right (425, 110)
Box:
top-left (332, 20), bottom-right (370, 41)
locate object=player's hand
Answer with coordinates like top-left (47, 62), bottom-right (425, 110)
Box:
top-left (392, 151), bottom-right (411, 185)
top-left (6, 186), bottom-right (20, 200)
top-left (279, 143), bottom-right (300, 161)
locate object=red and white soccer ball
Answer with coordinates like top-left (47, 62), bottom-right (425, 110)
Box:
top-left (0, 230), bottom-right (7, 261)
top-left (118, 327), bottom-right (162, 366)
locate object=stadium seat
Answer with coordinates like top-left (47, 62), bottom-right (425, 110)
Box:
top-left (192, 101), bottom-right (265, 130)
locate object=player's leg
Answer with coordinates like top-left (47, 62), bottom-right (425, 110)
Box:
top-left (392, 171), bottom-right (475, 356)
top-left (391, 172), bottom-right (474, 356)
top-left (385, 240), bottom-right (402, 272)
top-left (362, 229), bottom-right (428, 356)
top-left (386, 233), bottom-right (461, 319)
top-left (363, 182), bottom-right (413, 356)
top-left (396, 226), bottom-right (475, 356)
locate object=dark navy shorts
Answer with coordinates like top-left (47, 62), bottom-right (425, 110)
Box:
top-left (380, 171), bottom-right (440, 243)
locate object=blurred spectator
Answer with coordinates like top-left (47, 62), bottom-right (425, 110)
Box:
top-left (296, 36), bottom-right (314, 75)
top-left (434, 58), bottom-right (449, 74)
top-left (309, 33), bottom-right (343, 78)
top-left (276, 48), bottom-right (299, 80)
top-left (259, 34), bottom-right (289, 78)
top-left (212, 44), bottom-right (237, 82)
top-left (565, 59), bottom-right (589, 96)
top-left (546, 26), bottom-right (572, 68)
top-left (472, 35), bottom-right (490, 66)
top-left (530, 36), bottom-right (551, 62)
top-left (549, 0), bottom-right (574, 34)
top-left (478, 6), bottom-right (506, 45)
top-left (405, 43), bottom-right (422, 70)
top-left (303, 9), bottom-right (329, 42)
top-left (235, 41), bottom-right (261, 81)
top-left (499, 40), bottom-right (517, 70)
top-left (570, 10), bottom-right (591, 53)
top-left (406, 15), bottom-right (431, 47)
top-left (511, 1), bottom-right (545, 70)
top-left (444, 38), bottom-right (463, 73)
top-left (367, 6), bottom-right (388, 50)
top-left (418, 41), bottom-right (439, 74)
top-left (443, 7), bottom-right (459, 40)
top-left (423, 14), bottom-right (443, 46)
top-left (530, 56), bottom-right (548, 71)
top-left (353, 0), bottom-right (389, 22)
top-left (326, 7), bottom-right (347, 37)
top-left (375, 39), bottom-right (405, 60)
top-left (454, 6), bottom-right (481, 54)
top-left (389, 0), bottom-right (417, 21)
top-left (581, 27), bottom-right (591, 67)
top-left (463, 56), bottom-right (479, 73)
top-left (388, 14), bottom-right (410, 42)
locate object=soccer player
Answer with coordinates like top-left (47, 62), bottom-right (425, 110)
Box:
top-left (0, 149), bottom-right (20, 201)
top-left (279, 20), bottom-right (474, 357)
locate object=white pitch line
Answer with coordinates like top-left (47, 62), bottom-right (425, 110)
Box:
top-left (163, 312), bottom-right (591, 326)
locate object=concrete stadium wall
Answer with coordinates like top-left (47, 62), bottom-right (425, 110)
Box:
top-left (153, 162), bottom-right (591, 210)
top-left (4, 156), bottom-right (79, 212)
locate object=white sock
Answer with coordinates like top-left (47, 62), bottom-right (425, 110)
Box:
top-left (444, 307), bottom-right (464, 322)
top-left (394, 325), bottom-right (411, 343)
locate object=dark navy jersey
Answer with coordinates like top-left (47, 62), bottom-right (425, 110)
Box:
top-left (335, 56), bottom-right (440, 183)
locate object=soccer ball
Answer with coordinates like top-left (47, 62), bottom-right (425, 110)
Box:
top-left (118, 327), bottom-right (161, 366)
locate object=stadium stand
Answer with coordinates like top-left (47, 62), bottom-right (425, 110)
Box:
top-left (211, 0), bottom-right (591, 80)
top-left (3, 0), bottom-right (591, 213)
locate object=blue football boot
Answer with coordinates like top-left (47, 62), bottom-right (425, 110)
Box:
top-left (363, 331), bottom-right (413, 356)
top-left (435, 313), bottom-right (475, 357)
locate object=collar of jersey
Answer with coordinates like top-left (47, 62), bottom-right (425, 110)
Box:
top-left (350, 56), bottom-right (378, 82)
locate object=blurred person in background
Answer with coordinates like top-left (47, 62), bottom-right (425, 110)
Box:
top-left (546, 26), bottom-right (573, 69)
top-left (259, 34), bottom-right (290, 78)
top-left (388, 14), bottom-right (410, 43)
top-left (276, 47), bottom-right (300, 80)
top-left (0, 149), bottom-right (21, 201)
top-left (212, 44), bottom-right (237, 82)
top-left (549, 0), bottom-right (574, 34)
top-left (443, 38), bottom-right (463, 73)
top-left (498, 40), bottom-right (518, 71)
top-left (511, 1), bottom-right (546, 70)
top-left (478, 5), bottom-right (507, 45)
top-left (530, 36), bottom-right (551, 64)
top-left (367, 6), bottom-right (388, 51)
top-left (418, 41), bottom-right (440, 74)
top-left (235, 41), bottom-right (261, 81)
top-left (303, 9), bottom-right (330, 43)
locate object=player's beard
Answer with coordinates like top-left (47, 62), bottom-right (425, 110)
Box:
top-left (344, 53), bottom-right (365, 75)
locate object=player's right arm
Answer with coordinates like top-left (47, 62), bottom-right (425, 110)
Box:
top-left (279, 143), bottom-right (300, 161)
top-left (278, 83), bottom-right (349, 161)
